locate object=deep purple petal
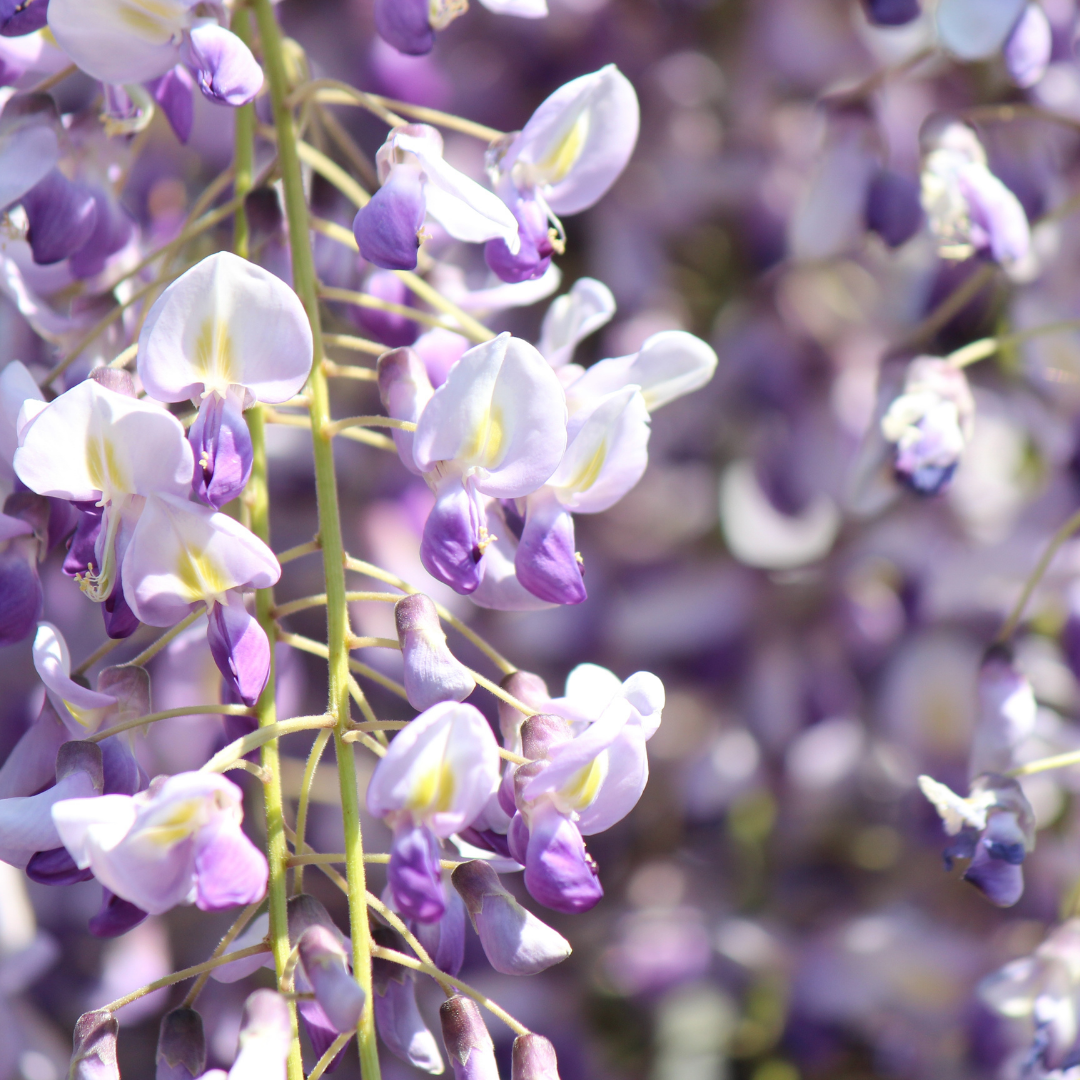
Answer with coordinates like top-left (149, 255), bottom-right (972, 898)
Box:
top-left (457, 826), bottom-right (513, 862)
top-left (21, 168), bottom-right (98, 265)
top-left (420, 482), bottom-right (485, 595)
top-left (388, 822), bottom-right (447, 923)
top-left (99, 734), bottom-right (143, 796)
top-left (206, 598), bottom-right (271, 708)
top-left (0, 0), bottom-right (48, 35)
top-left (374, 0), bottom-right (435, 55)
top-left (353, 269), bottom-right (421, 348)
top-left (26, 845), bottom-right (95, 885)
top-left (148, 66), bottom-right (195, 144)
top-left (189, 392), bottom-right (253, 509)
top-left (484, 197), bottom-right (554, 284)
top-left (68, 190), bottom-right (135, 279)
top-left (963, 844), bottom-right (1025, 907)
top-left (524, 806), bottom-right (603, 914)
top-left (102, 568), bottom-right (140, 640)
top-left (411, 882), bottom-right (466, 976)
top-left (514, 497), bottom-right (586, 605)
top-left (64, 505), bottom-right (102, 578)
top-left (192, 814), bottom-right (268, 911)
top-left (860, 0), bottom-right (920, 25)
top-left (865, 169), bottom-right (923, 248)
top-left (353, 165), bottom-right (426, 270)
top-left (88, 889), bottom-right (149, 937)
top-left (0, 539), bottom-right (41, 645)
top-left (185, 23), bottom-right (263, 107)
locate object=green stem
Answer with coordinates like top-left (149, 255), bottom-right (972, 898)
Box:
top-left (231, 7), bottom-right (256, 259)
top-left (251, 3), bottom-right (380, 1076)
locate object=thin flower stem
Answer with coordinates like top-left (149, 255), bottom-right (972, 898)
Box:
top-left (947, 320), bottom-right (1080, 368)
top-left (894, 261), bottom-right (999, 352)
top-left (314, 102), bottom-right (379, 190)
top-left (346, 675), bottom-right (383, 734)
top-left (231, 5), bottom-right (257, 259)
top-left (997, 508), bottom-right (1080, 642)
top-left (278, 538), bottom-right (322, 564)
top-left (322, 360), bottom-right (378, 381)
top-left (107, 342), bottom-right (138, 370)
top-left (88, 705), bottom-right (255, 743)
top-left (287, 79), bottom-right (407, 125)
top-left (120, 610), bottom-right (202, 668)
top-left (323, 416), bottom-right (416, 437)
top-left (323, 332), bottom-right (385, 355)
top-left (1009, 749), bottom-right (1080, 777)
top-left (371, 946), bottom-right (530, 1036)
top-left (469, 669), bottom-right (539, 719)
top-left (181, 900), bottom-right (264, 1009)
top-left (308, 1033), bottom-right (353, 1080)
top-left (348, 636), bottom-right (400, 650)
top-left (263, 408), bottom-right (396, 452)
top-left (318, 285), bottom-right (474, 337)
top-left (202, 715), bottom-right (336, 773)
top-left (363, 891), bottom-right (452, 993)
top-left (290, 851), bottom-right (461, 869)
top-left (253, 4), bottom-right (381, 1076)
top-left (70, 636), bottom-right (124, 678)
top-left (273, 592), bottom-right (399, 618)
top-left (292, 728), bottom-right (331, 895)
top-left (343, 557), bottom-right (516, 674)
top-left (26, 63), bottom-right (78, 95)
top-left (101, 944), bottom-right (271, 1013)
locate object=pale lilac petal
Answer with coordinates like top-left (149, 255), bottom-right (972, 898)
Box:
top-left (388, 822), bottom-right (446, 923)
top-left (210, 913), bottom-right (275, 983)
top-left (374, 972), bottom-right (444, 1073)
top-left (0, 698), bottom-right (65, 799)
top-left (537, 277), bottom-right (615, 369)
top-left (33, 622), bottom-right (118, 732)
top-left (413, 327), bottom-right (469, 388)
top-left (523, 803), bottom-right (602, 914)
top-left (20, 168), bottom-right (97, 265)
top-left (956, 162), bottom-right (1031, 267)
top-left (190, 388), bottom-right (253, 509)
top-left (354, 163), bottom-right (426, 270)
top-left (1004, 4), bottom-right (1051, 87)
top-left (149, 66), bottom-right (195, 143)
top-left (185, 22), bottom-right (262, 106)
top-left (138, 251), bottom-right (313, 403)
top-left (193, 814), bottom-right (267, 911)
top-left (297, 925), bottom-right (365, 1033)
top-left (374, 0), bottom-right (435, 55)
top-left (206, 595), bottom-right (270, 707)
top-left (936, 0), bottom-right (1026, 60)
top-left (0, 95), bottom-right (57, 209)
top-left (229, 990), bottom-right (292, 1080)
top-left (575, 723), bottom-right (648, 835)
top-left (475, 0), bottom-right (547, 14)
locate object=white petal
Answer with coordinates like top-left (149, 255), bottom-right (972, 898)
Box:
top-left (138, 251), bottom-right (313, 403)
top-left (412, 333), bottom-right (567, 498)
top-left (562, 663), bottom-right (622, 719)
top-left (504, 65), bottom-right (640, 216)
top-left (0, 768), bottom-right (100, 869)
top-left (936, 0), bottom-right (1026, 60)
top-left (576, 723), bottom-right (648, 835)
top-left (393, 130), bottom-right (520, 250)
top-left (0, 361), bottom-right (43, 471)
top-left (123, 494), bottom-right (280, 626)
top-left (47, 0), bottom-right (191, 84)
top-left (537, 277), bottom-right (616, 368)
top-left (547, 386), bottom-right (650, 512)
top-left (456, 264), bottom-right (563, 314)
top-left (564, 330), bottom-right (717, 418)
top-left (52, 793), bottom-right (136, 870)
top-left (14, 379), bottom-right (192, 502)
top-left (475, 0), bottom-right (547, 15)
top-left (620, 671), bottom-right (664, 740)
top-left (33, 622), bottom-right (117, 732)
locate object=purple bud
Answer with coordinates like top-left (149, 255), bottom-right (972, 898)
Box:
top-left (0, 535), bottom-right (41, 645)
top-left (420, 482), bottom-right (485, 595)
top-left (484, 197), bottom-right (554, 284)
top-left (860, 0), bottom-right (920, 25)
top-left (148, 66), bottom-right (195, 143)
top-left (26, 845), bottom-right (94, 885)
top-left (440, 996), bottom-right (499, 1080)
top-left (963, 810), bottom-right (1027, 907)
top-left (512, 1034), bottom-right (561, 1080)
top-left (186, 22), bottom-right (263, 106)
top-left (206, 597), bottom-right (271, 708)
top-left (452, 860), bottom-right (572, 976)
top-left (21, 168), bottom-right (98, 265)
top-left (520, 715), bottom-right (571, 762)
top-left (156, 1008), bottom-right (206, 1080)
top-left (353, 164), bottom-right (426, 270)
top-left (515, 500), bottom-right (586, 606)
top-left (374, 0), bottom-right (435, 55)
top-left (68, 191), bottom-right (134, 280)
top-left (189, 391), bottom-right (253, 509)
top-left (865, 169), bottom-right (923, 248)
top-left (389, 822), bottom-right (447, 923)
top-left (298, 925), bottom-right (366, 1034)
top-left (0, 0), bottom-right (49, 36)
top-left (96, 664), bottom-right (150, 720)
top-left (523, 805), bottom-right (603, 914)
top-left (411, 881), bottom-right (466, 976)
top-left (1004, 3), bottom-right (1051, 89)
top-left (374, 971), bottom-right (444, 1073)
top-left (376, 346), bottom-right (432, 473)
top-left (89, 889), bottom-right (148, 938)
top-left (69, 1010), bottom-right (119, 1080)
top-left (354, 269), bottom-right (421, 348)
top-left (395, 593), bottom-right (476, 710)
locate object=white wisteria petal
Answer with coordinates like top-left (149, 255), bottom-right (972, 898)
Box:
top-left (122, 494), bottom-right (280, 626)
top-left (475, 0), bottom-right (548, 15)
top-left (47, 0), bottom-right (195, 84)
top-left (455, 264), bottom-right (562, 313)
top-left (366, 701), bottom-right (501, 837)
top-left (564, 331), bottom-right (718, 419)
top-left (394, 131), bottom-right (520, 250)
top-left (576, 720), bottom-right (648, 834)
top-left (546, 386), bottom-right (650, 513)
top-left (561, 664), bottom-right (623, 722)
top-left (13, 379), bottom-right (191, 503)
top-left (0, 361), bottom-right (43, 472)
top-left (936, 0), bottom-right (1026, 59)
top-left (500, 65), bottom-right (640, 216)
top-left (139, 251), bottom-right (313, 404)
top-left (412, 333), bottom-right (567, 498)
top-left (33, 622), bottom-right (117, 733)
top-left (538, 277), bottom-right (616, 368)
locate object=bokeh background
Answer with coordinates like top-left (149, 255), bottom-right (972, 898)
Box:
top-left (7, 0), bottom-right (1080, 1078)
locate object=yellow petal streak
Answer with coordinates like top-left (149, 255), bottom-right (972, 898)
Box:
top-left (407, 761), bottom-right (457, 815)
top-left (563, 437), bottom-right (608, 495)
top-left (116, 0), bottom-right (187, 42)
top-left (175, 540), bottom-right (232, 602)
top-left (86, 434), bottom-right (130, 497)
top-left (559, 754), bottom-right (606, 812)
top-left (194, 318), bottom-right (235, 394)
top-left (138, 798), bottom-right (204, 848)
top-left (538, 110), bottom-right (589, 186)
top-left (463, 406), bottom-right (505, 468)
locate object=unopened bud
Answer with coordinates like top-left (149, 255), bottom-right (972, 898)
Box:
top-left (512, 1033), bottom-right (561, 1080)
top-left (970, 645), bottom-right (1036, 779)
top-left (297, 925), bottom-right (366, 1035)
top-left (520, 715), bottom-right (571, 762)
top-left (452, 860), bottom-right (571, 976)
top-left (69, 1010), bottom-right (119, 1080)
top-left (287, 892), bottom-right (340, 941)
top-left (156, 1008), bottom-right (206, 1080)
top-left (231, 990), bottom-right (292, 1080)
top-left (440, 996), bottom-right (498, 1080)
top-left (497, 671), bottom-right (550, 751)
top-left (396, 594), bottom-right (475, 711)
top-left (88, 368), bottom-right (136, 398)
top-left (376, 346), bottom-right (433, 472)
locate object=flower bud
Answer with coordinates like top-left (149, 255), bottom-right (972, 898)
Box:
top-left (396, 593), bottom-right (476, 711)
top-left (452, 860), bottom-right (571, 975)
top-left (377, 346), bottom-right (433, 473)
top-left (520, 715), bottom-right (571, 761)
top-left (440, 996), bottom-right (499, 1080)
top-left (355, 270), bottom-right (421, 348)
top-left (497, 671), bottom-right (550, 751)
top-left (372, 927), bottom-right (445, 1074)
top-left (374, 0), bottom-right (435, 56)
top-left (68, 1010), bottom-right (119, 1080)
top-left (156, 1008), bottom-right (206, 1080)
top-left (297, 925), bottom-right (366, 1035)
top-left (512, 1034), bottom-right (561, 1080)
top-left (231, 990), bottom-right (292, 1080)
